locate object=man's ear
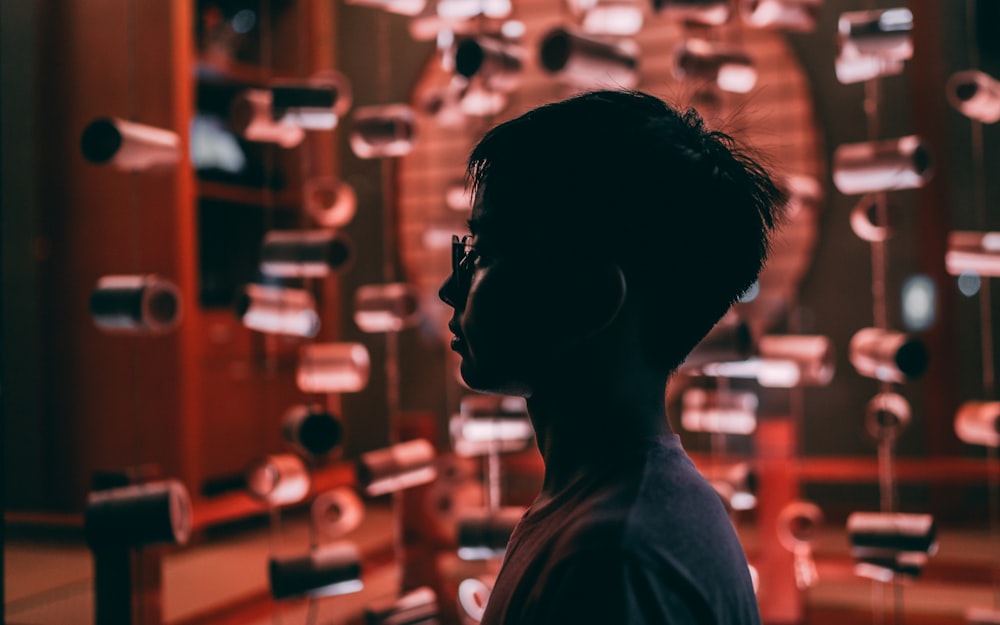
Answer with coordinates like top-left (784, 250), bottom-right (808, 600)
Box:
top-left (554, 262), bottom-right (627, 341)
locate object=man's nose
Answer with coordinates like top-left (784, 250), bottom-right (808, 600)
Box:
top-left (439, 271), bottom-right (458, 307)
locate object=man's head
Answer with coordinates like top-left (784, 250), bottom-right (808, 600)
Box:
top-left (440, 90), bottom-right (785, 396)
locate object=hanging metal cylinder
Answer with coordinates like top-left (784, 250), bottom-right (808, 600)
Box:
top-left (349, 104), bottom-right (418, 159)
top-left (832, 136), bottom-right (932, 195)
top-left (90, 274), bottom-right (183, 335)
top-left (849, 194), bottom-right (892, 243)
top-left (849, 327), bottom-right (929, 383)
top-left (80, 117), bottom-right (181, 171)
top-left (947, 70), bottom-right (1000, 124)
top-left (672, 40), bottom-right (757, 94)
top-left (282, 404), bottom-right (344, 458)
top-left (365, 587), bottom-right (440, 625)
top-left (864, 392), bottom-right (912, 443)
top-left (245, 454), bottom-right (311, 507)
top-left (454, 36), bottom-right (523, 93)
top-left (757, 334), bottom-right (835, 387)
top-left (270, 71), bottom-right (353, 130)
top-left (230, 89), bottom-right (306, 148)
top-left (458, 577), bottom-right (493, 623)
top-left (84, 480), bottom-right (192, 549)
top-left (269, 542), bottom-right (364, 600)
top-left (835, 7), bottom-right (912, 84)
top-left (701, 463), bottom-right (757, 512)
top-left (304, 177), bottom-right (358, 228)
top-left (566, 0), bottom-right (645, 36)
top-left (776, 500), bottom-right (823, 589)
top-left (312, 488), bottom-right (365, 539)
top-left (539, 27), bottom-right (640, 89)
top-left (454, 396), bottom-right (532, 451)
top-left (297, 342), bottom-right (372, 394)
top-left (456, 507), bottom-right (525, 560)
top-left (946, 231), bottom-right (1000, 277)
top-left (356, 439), bottom-right (438, 497)
top-left (681, 388), bottom-right (758, 435)
top-left (954, 401), bottom-right (1000, 448)
top-left (259, 229), bottom-right (353, 278)
top-left (353, 283), bottom-right (423, 333)
top-left (652, 0), bottom-right (731, 25)
top-left (237, 284), bottom-right (321, 338)
top-left (346, 0), bottom-right (426, 16)
top-left (739, 0), bottom-right (819, 32)
top-left (847, 511), bottom-right (937, 580)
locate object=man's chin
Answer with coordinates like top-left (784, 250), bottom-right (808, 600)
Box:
top-left (458, 361), bottom-right (530, 397)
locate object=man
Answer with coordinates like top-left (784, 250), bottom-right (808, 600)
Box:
top-left (439, 90), bottom-right (784, 625)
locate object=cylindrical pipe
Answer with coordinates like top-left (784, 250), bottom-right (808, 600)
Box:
top-left (450, 412), bottom-right (534, 457)
top-left (946, 231), bottom-right (1000, 277)
top-left (849, 327), bottom-right (929, 383)
top-left (776, 500), bottom-right (824, 551)
top-left (245, 454), bottom-right (311, 507)
top-left (304, 177), bottom-right (357, 228)
top-left (269, 542), bottom-right (363, 600)
top-left (849, 194), bottom-right (892, 242)
top-left (85, 480), bottom-right (192, 548)
top-left (230, 89), bottom-right (305, 148)
top-left (673, 39), bottom-right (757, 94)
top-left (954, 401), bottom-right (1000, 448)
top-left (567, 0), bottom-right (645, 36)
top-left (681, 388), bottom-right (758, 435)
top-left (297, 342), bottom-right (372, 394)
top-left (539, 28), bottom-right (640, 89)
top-left (458, 578), bottom-right (492, 623)
top-left (270, 71), bottom-right (353, 129)
top-left (80, 117), bottom-right (181, 171)
top-left (454, 36), bottom-right (523, 93)
top-left (282, 404), bottom-right (343, 457)
top-left (312, 488), bottom-right (365, 539)
top-left (838, 8), bottom-right (913, 61)
top-left (701, 462), bottom-right (757, 512)
top-left (757, 335), bottom-right (835, 387)
top-left (259, 229), bottom-right (353, 278)
top-left (456, 507), bottom-right (525, 560)
top-left (832, 136), bottom-right (932, 195)
top-left (349, 104), bottom-right (418, 159)
top-left (345, 0), bottom-right (426, 16)
top-left (237, 284), bottom-right (320, 338)
top-left (364, 586), bottom-right (440, 625)
top-left (847, 511), bottom-right (937, 554)
top-left (353, 283), bottom-right (422, 333)
top-left (739, 0), bottom-right (819, 32)
top-left (947, 70), bottom-right (1000, 124)
top-left (90, 274), bottom-right (182, 335)
top-left (865, 392), bottom-right (912, 443)
top-left (356, 439), bottom-right (437, 497)
top-left (652, 0), bottom-right (731, 25)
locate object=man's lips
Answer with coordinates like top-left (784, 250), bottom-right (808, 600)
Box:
top-left (448, 322), bottom-right (465, 352)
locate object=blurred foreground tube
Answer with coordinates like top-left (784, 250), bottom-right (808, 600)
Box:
top-left (835, 7), bottom-right (912, 84)
top-left (864, 392), bottom-right (911, 442)
top-left (849, 328), bottom-right (928, 383)
top-left (237, 284), bottom-right (320, 338)
top-left (85, 480), bottom-right (192, 548)
top-left (269, 542), bottom-right (364, 600)
top-left (312, 488), bottom-right (365, 538)
top-left (672, 40), bottom-right (757, 94)
top-left (81, 117), bottom-right (181, 171)
top-left (847, 511), bottom-right (937, 580)
top-left (353, 283), bottom-right (422, 333)
top-left (652, 0), bottom-right (731, 25)
top-left (230, 90), bottom-right (305, 147)
top-left (260, 229), bottom-right (352, 278)
top-left (349, 105), bottom-right (418, 159)
top-left (455, 36), bottom-right (523, 92)
top-left (681, 389), bottom-right (758, 435)
top-left (356, 439), bottom-right (438, 497)
top-left (947, 70), bottom-right (1000, 124)
top-left (90, 274), bottom-right (182, 335)
top-left (739, 0), bottom-right (819, 32)
top-left (457, 507), bottom-right (525, 560)
top-left (282, 404), bottom-right (343, 457)
top-left (954, 401), bottom-right (1000, 447)
top-left (946, 231), bottom-right (1000, 277)
top-left (246, 454), bottom-right (311, 507)
top-left (304, 177), bottom-right (358, 228)
top-left (297, 342), bottom-right (372, 393)
top-left (539, 28), bottom-right (639, 89)
top-left (832, 136), bottom-right (931, 195)
top-left (757, 334), bottom-right (835, 387)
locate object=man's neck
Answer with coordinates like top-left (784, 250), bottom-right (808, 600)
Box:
top-left (525, 365), bottom-right (671, 501)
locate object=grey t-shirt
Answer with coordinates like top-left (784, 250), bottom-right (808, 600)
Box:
top-left (480, 434), bottom-right (760, 625)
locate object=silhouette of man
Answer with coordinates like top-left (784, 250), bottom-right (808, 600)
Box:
top-left (439, 90), bottom-right (784, 625)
